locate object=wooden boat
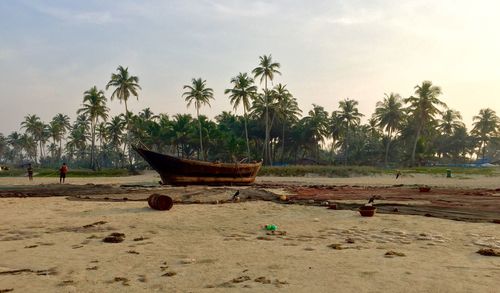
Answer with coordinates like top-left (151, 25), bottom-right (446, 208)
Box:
top-left (133, 146), bottom-right (262, 185)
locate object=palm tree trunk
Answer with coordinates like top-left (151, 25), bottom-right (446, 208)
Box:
top-left (481, 140), bottom-right (486, 160)
top-left (123, 100), bottom-right (131, 167)
top-left (39, 140), bottom-right (43, 165)
top-left (264, 77), bottom-right (270, 165)
top-left (197, 106), bottom-right (204, 160)
top-left (344, 127), bottom-right (349, 166)
top-left (330, 140), bottom-right (335, 164)
top-left (384, 130), bottom-right (392, 167)
top-left (281, 123), bottom-right (285, 162)
top-left (91, 119), bottom-right (96, 170)
top-left (411, 124), bottom-right (422, 167)
top-left (244, 107), bottom-right (250, 160)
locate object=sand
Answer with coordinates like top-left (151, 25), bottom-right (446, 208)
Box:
top-left (1, 173), bottom-right (499, 292)
top-left (1, 197), bottom-right (500, 292)
top-left (1, 171), bottom-right (499, 188)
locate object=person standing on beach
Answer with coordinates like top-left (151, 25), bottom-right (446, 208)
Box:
top-left (27, 164), bottom-right (33, 181)
top-left (59, 163), bottom-right (68, 183)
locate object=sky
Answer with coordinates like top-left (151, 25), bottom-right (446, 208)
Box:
top-left (1, 0), bottom-right (499, 135)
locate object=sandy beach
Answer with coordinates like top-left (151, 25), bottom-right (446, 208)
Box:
top-left (1, 171), bottom-right (499, 188)
top-left (1, 174), bottom-right (499, 292)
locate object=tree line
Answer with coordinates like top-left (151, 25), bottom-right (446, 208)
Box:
top-left (0, 55), bottom-right (499, 169)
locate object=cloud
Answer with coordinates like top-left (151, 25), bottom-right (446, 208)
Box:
top-left (33, 5), bottom-right (114, 25)
top-left (207, 0), bottom-right (276, 18)
top-left (0, 48), bottom-right (16, 60)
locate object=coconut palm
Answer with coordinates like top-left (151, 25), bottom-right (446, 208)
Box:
top-left (183, 78), bottom-right (214, 160)
top-left (51, 113), bottom-right (71, 159)
top-left (438, 109), bottom-right (464, 135)
top-left (405, 81), bottom-right (445, 166)
top-left (107, 115), bottom-right (125, 148)
top-left (225, 72), bottom-right (257, 160)
top-left (106, 65), bottom-right (141, 165)
top-left (21, 114), bottom-right (46, 164)
top-left (373, 93), bottom-right (404, 166)
top-left (303, 104), bottom-right (330, 160)
top-left (7, 132), bottom-right (23, 162)
top-left (252, 54), bottom-right (281, 165)
top-left (329, 111), bottom-right (343, 163)
top-left (472, 108), bottom-right (499, 159)
top-left (273, 84), bottom-right (301, 161)
top-left (77, 86), bottom-right (109, 169)
top-left (337, 99), bottom-right (363, 165)
top-left (171, 113), bottom-right (195, 158)
top-left (0, 133), bottom-right (7, 163)
top-left (106, 66), bottom-right (141, 118)
top-left (19, 133), bottom-right (37, 162)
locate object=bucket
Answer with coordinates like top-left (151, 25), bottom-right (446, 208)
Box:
top-left (148, 194), bottom-right (173, 211)
top-left (359, 206), bottom-right (376, 217)
top-left (446, 169), bottom-right (452, 178)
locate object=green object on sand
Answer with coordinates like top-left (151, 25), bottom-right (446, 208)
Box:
top-left (446, 169), bottom-right (452, 178)
top-left (265, 224), bottom-right (278, 231)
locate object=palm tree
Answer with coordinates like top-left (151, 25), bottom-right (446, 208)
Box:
top-left (21, 114), bottom-right (46, 164)
top-left (373, 93), bottom-right (404, 166)
top-left (225, 72), bottom-right (257, 160)
top-left (51, 113), bottom-right (71, 159)
top-left (106, 65), bottom-right (141, 165)
top-left (0, 133), bottom-right (7, 163)
top-left (19, 133), bottom-right (37, 162)
top-left (171, 114), bottom-right (195, 158)
top-left (303, 104), bottom-right (330, 160)
top-left (7, 132), bottom-right (23, 162)
top-left (438, 109), bottom-right (465, 135)
top-left (252, 54), bottom-right (281, 165)
top-left (329, 111), bottom-right (343, 163)
top-left (405, 81), bottom-right (445, 166)
top-left (47, 121), bottom-right (61, 162)
top-left (107, 115), bottom-right (126, 166)
top-left (338, 99), bottom-right (363, 165)
top-left (183, 78), bottom-right (214, 160)
top-left (472, 108), bottom-right (499, 159)
top-left (77, 86), bottom-right (109, 169)
top-left (273, 84), bottom-right (301, 161)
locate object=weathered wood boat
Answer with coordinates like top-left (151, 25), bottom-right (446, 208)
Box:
top-left (133, 146), bottom-right (262, 185)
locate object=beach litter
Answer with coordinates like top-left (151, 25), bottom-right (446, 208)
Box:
top-left (385, 251), bottom-right (406, 257)
top-left (476, 248), bottom-right (500, 257)
top-left (359, 206), bottom-right (377, 217)
top-left (419, 186), bottom-right (431, 193)
top-left (148, 194), bottom-right (173, 211)
top-left (102, 232), bottom-right (125, 243)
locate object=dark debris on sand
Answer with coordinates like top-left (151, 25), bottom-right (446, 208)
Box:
top-left (477, 248), bottom-right (500, 256)
top-left (102, 232), bottom-right (125, 243)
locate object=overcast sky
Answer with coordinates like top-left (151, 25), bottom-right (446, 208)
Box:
top-left (1, 0), bottom-right (499, 135)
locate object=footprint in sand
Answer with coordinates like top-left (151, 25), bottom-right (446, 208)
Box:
top-left (137, 275), bottom-right (147, 282)
top-left (110, 277), bottom-right (130, 286)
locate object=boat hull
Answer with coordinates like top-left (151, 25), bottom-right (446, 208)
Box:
top-left (133, 147), bottom-right (262, 185)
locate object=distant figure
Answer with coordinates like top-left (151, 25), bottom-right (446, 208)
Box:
top-left (27, 164), bottom-right (33, 181)
top-left (59, 162), bottom-right (68, 184)
top-left (395, 170), bottom-right (401, 179)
